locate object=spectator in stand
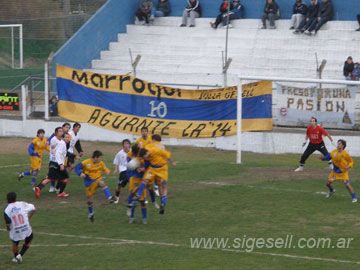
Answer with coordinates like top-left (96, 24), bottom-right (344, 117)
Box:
top-left (290, 0), bottom-right (307, 30)
top-left (293, 0), bottom-right (319, 34)
top-left (351, 62), bottom-right (360, 81)
top-left (210, 0), bottom-right (234, 29)
top-left (261, 0), bottom-right (280, 29)
top-left (49, 96), bottom-right (58, 116)
top-left (356, 14), bottom-right (360, 31)
top-left (304, 0), bottom-right (333, 36)
top-left (180, 0), bottom-right (201, 27)
top-left (210, 0), bottom-right (244, 29)
top-left (155, 0), bottom-right (171, 17)
top-left (136, 0), bottom-right (156, 25)
top-left (343, 56), bottom-right (354, 80)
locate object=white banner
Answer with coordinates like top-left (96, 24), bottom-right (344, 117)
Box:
top-left (276, 83), bottom-right (356, 127)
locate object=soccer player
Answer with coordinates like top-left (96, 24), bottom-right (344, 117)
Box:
top-left (4, 192), bottom-right (36, 264)
top-left (294, 117), bottom-right (335, 172)
top-left (136, 127), bottom-right (152, 148)
top-left (136, 128), bottom-right (160, 198)
top-left (113, 139), bottom-right (131, 204)
top-left (67, 122), bottom-right (84, 172)
top-left (134, 140), bottom-right (176, 214)
top-left (126, 145), bottom-right (148, 224)
top-left (34, 130), bottom-right (70, 198)
top-left (74, 150), bottom-right (116, 222)
top-left (18, 129), bottom-right (50, 185)
top-left (48, 122), bottom-right (71, 193)
top-left (318, 139), bottom-right (357, 203)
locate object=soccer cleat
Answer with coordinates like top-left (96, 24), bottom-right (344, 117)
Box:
top-left (33, 187), bottom-right (41, 198)
top-left (352, 198), bottom-right (358, 203)
top-left (126, 207), bottom-right (132, 217)
top-left (55, 188), bottom-right (60, 194)
top-left (304, 30), bottom-right (312, 36)
top-left (326, 189), bottom-right (336, 198)
top-left (329, 164), bottom-right (334, 170)
top-left (144, 198), bottom-right (148, 204)
top-left (129, 218), bottom-right (135, 224)
top-left (12, 258), bottom-right (18, 263)
top-left (57, 192), bottom-right (69, 198)
top-left (153, 201), bottom-right (160, 209)
top-left (108, 196), bottom-right (116, 203)
top-left (294, 166), bottom-right (303, 172)
top-left (89, 213), bottom-right (95, 223)
top-left (16, 254), bottom-right (22, 263)
top-left (142, 219), bottom-right (147, 225)
top-left (159, 203), bottom-right (165, 215)
top-left (49, 186), bottom-right (55, 193)
top-left (18, 171), bottom-right (24, 181)
top-left (114, 196), bottom-right (120, 204)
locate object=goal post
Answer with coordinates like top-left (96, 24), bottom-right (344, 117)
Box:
top-left (0, 24), bottom-right (23, 69)
top-left (236, 76), bottom-right (360, 164)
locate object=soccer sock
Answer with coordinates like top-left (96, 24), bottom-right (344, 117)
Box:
top-left (12, 247), bottom-right (19, 257)
top-left (20, 243), bottom-right (30, 256)
top-left (161, 195), bottom-right (168, 205)
top-left (102, 185), bottom-right (112, 198)
top-left (31, 176), bottom-right (37, 184)
top-left (351, 193), bottom-right (357, 199)
top-left (50, 181), bottom-right (55, 188)
top-left (131, 207), bottom-right (135, 218)
top-left (137, 183), bottom-right (147, 198)
top-left (116, 190), bottom-right (120, 197)
top-left (37, 182), bottom-right (45, 190)
top-left (141, 207), bottom-right (147, 219)
top-left (87, 202), bottom-right (94, 215)
top-left (149, 189), bottom-right (155, 203)
top-left (59, 182), bottom-right (67, 194)
top-left (23, 171), bottom-right (31, 176)
top-left (128, 195), bottom-right (133, 204)
top-left (329, 187), bottom-right (334, 193)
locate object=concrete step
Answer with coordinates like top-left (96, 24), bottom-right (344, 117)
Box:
top-left (150, 17), bottom-right (359, 31)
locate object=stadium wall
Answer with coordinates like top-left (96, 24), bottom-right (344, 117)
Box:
top-left (2, 119), bottom-right (360, 157)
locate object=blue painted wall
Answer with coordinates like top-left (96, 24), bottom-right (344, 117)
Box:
top-left (52, 0), bottom-right (139, 82)
top-left (53, 0), bottom-right (359, 86)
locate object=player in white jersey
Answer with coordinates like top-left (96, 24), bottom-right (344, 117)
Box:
top-left (67, 122), bottom-right (83, 172)
top-left (48, 122), bottom-right (71, 192)
top-left (113, 139), bottom-right (131, 204)
top-left (4, 192), bottom-right (36, 263)
top-left (33, 128), bottom-right (70, 198)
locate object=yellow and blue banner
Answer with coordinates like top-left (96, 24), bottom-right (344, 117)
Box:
top-left (56, 65), bottom-right (272, 138)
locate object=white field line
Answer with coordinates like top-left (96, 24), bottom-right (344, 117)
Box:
top-left (1, 229), bottom-right (360, 265)
top-left (0, 163), bottom-right (28, 168)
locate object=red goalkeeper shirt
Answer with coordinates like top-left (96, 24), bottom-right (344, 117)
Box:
top-left (306, 125), bottom-right (328, 144)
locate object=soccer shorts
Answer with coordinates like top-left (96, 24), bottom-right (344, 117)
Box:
top-left (328, 171), bottom-right (349, 184)
top-left (144, 166), bottom-right (168, 185)
top-left (129, 177), bottom-right (146, 201)
top-left (47, 161), bottom-right (59, 181)
top-left (118, 171), bottom-right (128, 187)
top-left (66, 153), bottom-right (76, 167)
top-left (30, 156), bottom-right (42, 172)
top-left (85, 178), bottom-right (101, 197)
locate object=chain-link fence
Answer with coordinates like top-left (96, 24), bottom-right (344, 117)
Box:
top-left (0, 0), bottom-right (106, 90)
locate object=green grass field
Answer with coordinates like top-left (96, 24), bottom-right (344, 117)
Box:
top-left (1, 138), bottom-right (360, 269)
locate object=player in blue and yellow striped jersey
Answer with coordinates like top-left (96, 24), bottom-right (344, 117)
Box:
top-left (133, 136), bottom-right (176, 214)
top-left (319, 139), bottom-right (357, 203)
top-left (18, 129), bottom-right (50, 185)
top-left (126, 145), bottom-right (148, 224)
top-left (74, 150), bottom-right (116, 222)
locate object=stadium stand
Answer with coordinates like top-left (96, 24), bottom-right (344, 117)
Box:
top-left (86, 17), bottom-right (360, 88)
